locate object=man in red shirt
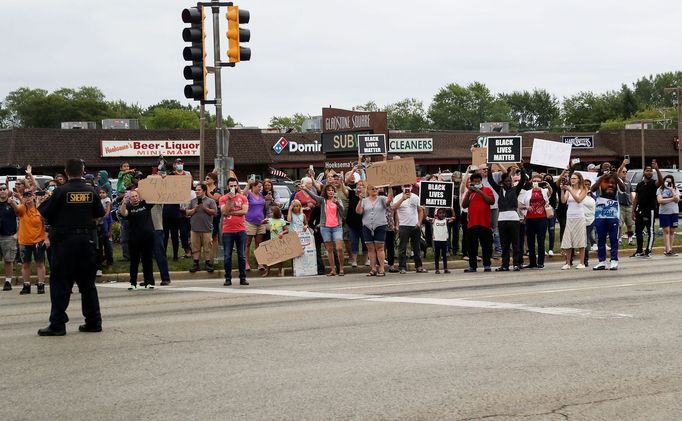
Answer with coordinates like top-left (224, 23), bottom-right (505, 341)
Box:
top-left (461, 172), bottom-right (495, 272)
top-left (219, 177), bottom-right (249, 286)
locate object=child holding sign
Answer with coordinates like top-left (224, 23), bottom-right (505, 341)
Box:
top-left (427, 209), bottom-right (456, 274)
top-left (263, 205), bottom-right (289, 277)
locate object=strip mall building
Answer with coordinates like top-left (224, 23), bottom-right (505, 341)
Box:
top-left (0, 107), bottom-right (679, 181)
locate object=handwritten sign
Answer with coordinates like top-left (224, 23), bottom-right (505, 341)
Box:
top-left (419, 181), bottom-right (454, 208)
top-left (357, 134), bottom-right (387, 156)
top-left (530, 138), bottom-right (573, 169)
top-left (472, 147), bottom-right (487, 167)
top-left (254, 232), bottom-right (304, 266)
top-left (137, 174), bottom-right (192, 204)
top-left (364, 157), bottom-right (417, 187)
top-left (487, 136), bottom-right (522, 163)
top-left (293, 228), bottom-right (318, 276)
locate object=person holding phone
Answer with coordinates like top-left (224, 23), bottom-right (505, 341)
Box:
top-left (522, 174), bottom-right (552, 269)
top-left (220, 177), bottom-right (249, 286)
top-left (631, 162), bottom-right (663, 258)
top-left (187, 183), bottom-right (218, 273)
top-left (657, 174), bottom-right (679, 256)
top-left (303, 184), bottom-right (346, 276)
top-left (461, 172), bottom-right (495, 272)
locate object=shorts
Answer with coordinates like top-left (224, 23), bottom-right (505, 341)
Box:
top-left (20, 243), bottom-right (45, 263)
top-left (659, 213), bottom-right (679, 228)
top-left (362, 225), bottom-right (388, 244)
top-left (0, 236), bottom-right (17, 262)
top-left (320, 226), bottom-right (344, 242)
top-left (245, 221), bottom-right (266, 236)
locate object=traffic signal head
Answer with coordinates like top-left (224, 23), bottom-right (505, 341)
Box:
top-left (226, 5), bottom-right (251, 63)
top-left (182, 7), bottom-right (207, 101)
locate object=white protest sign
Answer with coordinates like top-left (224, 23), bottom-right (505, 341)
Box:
top-left (293, 228), bottom-right (318, 276)
top-left (530, 138), bottom-right (572, 169)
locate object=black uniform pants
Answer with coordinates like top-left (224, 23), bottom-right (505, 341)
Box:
top-left (49, 235), bottom-right (101, 329)
top-left (130, 234), bottom-right (155, 286)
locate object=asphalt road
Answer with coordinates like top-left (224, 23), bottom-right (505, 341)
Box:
top-left (1, 255), bottom-right (682, 420)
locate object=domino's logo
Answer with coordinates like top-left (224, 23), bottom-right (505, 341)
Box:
top-left (273, 137), bottom-right (288, 154)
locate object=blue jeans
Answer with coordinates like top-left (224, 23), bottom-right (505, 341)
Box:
top-left (153, 230), bottom-right (170, 283)
top-left (223, 231), bottom-right (247, 282)
top-left (595, 218), bottom-right (619, 262)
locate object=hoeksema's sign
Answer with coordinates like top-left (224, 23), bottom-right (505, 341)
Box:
top-left (101, 140), bottom-right (200, 157)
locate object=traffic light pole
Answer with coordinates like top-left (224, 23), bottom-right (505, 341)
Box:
top-left (210, 0), bottom-right (229, 190)
top-left (664, 87), bottom-right (682, 170)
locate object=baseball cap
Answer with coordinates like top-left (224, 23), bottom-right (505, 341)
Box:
top-left (587, 164), bottom-right (596, 170)
top-left (175, 158), bottom-right (184, 163)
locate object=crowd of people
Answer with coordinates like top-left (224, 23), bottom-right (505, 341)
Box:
top-left (0, 155), bottom-right (679, 294)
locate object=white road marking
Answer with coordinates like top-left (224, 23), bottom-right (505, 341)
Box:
top-left (100, 283), bottom-right (632, 319)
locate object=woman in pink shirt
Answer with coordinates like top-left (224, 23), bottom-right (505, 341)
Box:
top-left (303, 184), bottom-right (345, 276)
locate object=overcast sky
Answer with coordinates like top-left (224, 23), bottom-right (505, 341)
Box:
top-left (2, 0), bottom-right (681, 127)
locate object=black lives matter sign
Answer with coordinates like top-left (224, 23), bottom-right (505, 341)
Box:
top-left (419, 181), bottom-right (454, 208)
top-left (487, 136), bottom-right (522, 164)
top-left (357, 134), bottom-right (387, 156)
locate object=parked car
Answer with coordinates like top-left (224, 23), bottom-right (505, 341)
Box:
top-left (0, 175), bottom-right (54, 191)
top-left (626, 168), bottom-right (682, 211)
top-left (238, 180), bottom-right (293, 212)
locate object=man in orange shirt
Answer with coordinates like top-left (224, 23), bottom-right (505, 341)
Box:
top-left (12, 191), bottom-right (48, 294)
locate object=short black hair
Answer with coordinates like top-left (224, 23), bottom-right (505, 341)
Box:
top-left (65, 159), bottom-right (84, 177)
top-left (227, 177), bottom-right (238, 184)
top-left (197, 183), bottom-right (207, 193)
top-left (470, 173), bottom-right (483, 182)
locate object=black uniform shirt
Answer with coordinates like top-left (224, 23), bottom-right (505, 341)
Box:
top-left (38, 179), bottom-right (104, 230)
top-left (635, 178), bottom-right (658, 211)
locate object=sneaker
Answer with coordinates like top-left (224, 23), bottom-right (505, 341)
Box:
top-left (388, 267), bottom-right (399, 273)
top-left (189, 262), bottom-right (200, 273)
top-left (434, 270), bottom-right (441, 274)
top-left (351, 261), bottom-right (358, 268)
top-left (512, 266), bottom-right (520, 271)
top-left (205, 262), bottom-right (214, 273)
top-left (19, 283), bottom-right (30, 295)
top-left (575, 264), bottom-right (586, 269)
top-left (593, 261), bottom-right (606, 270)
top-left (628, 237), bottom-right (634, 245)
top-left (239, 280), bottom-right (249, 286)
top-left (3, 281), bottom-right (11, 291)
top-left (416, 267), bottom-right (428, 273)
top-left (483, 266), bottom-right (492, 272)
top-left (142, 283), bottom-right (155, 289)
top-left (591, 245), bottom-right (598, 252)
top-left (548, 250), bottom-right (554, 256)
top-left (365, 259), bottom-right (370, 266)
top-left (642, 253), bottom-right (652, 259)
top-left (160, 280), bottom-right (171, 286)
top-left (561, 264), bottom-right (571, 270)
top-left (609, 260), bottom-right (619, 270)
top-left (37, 283), bottom-right (45, 294)
top-left (495, 267), bottom-right (509, 272)
top-left (462, 256), bottom-right (469, 261)
top-left (463, 267), bottom-right (477, 273)
top-left (127, 284), bottom-right (137, 291)
top-left (630, 252), bottom-right (644, 258)
top-left (536, 265), bottom-right (544, 269)
top-left (96, 270), bottom-right (103, 277)
top-left (399, 269), bottom-right (407, 274)
top-left (443, 269), bottom-right (451, 274)
top-left (223, 279), bottom-right (232, 286)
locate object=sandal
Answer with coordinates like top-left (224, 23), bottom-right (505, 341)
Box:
top-left (366, 270), bottom-right (377, 277)
top-left (377, 271), bottom-right (386, 277)
top-left (338, 271), bottom-right (345, 276)
top-left (326, 272), bottom-right (336, 277)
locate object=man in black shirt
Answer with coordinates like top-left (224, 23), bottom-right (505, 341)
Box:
top-left (631, 163), bottom-right (663, 257)
top-left (118, 189), bottom-right (156, 290)
top-left (37, 159), bottom-right (105, 336)
top-left (0, 184), bottom-right (18, 291)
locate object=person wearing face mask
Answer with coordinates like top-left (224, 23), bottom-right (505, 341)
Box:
top-left (220, 177), bottom-right (250, 286)
top-left (522, 174), bottom-right (552, 269)
top-left (486, 163), bottom-right (527, 271)
top-left (631, 162), bottom-right (663, 258)
top-left (118, 189), bottom-right (156, 290)
top-left (656, 174), bottom-right (679, 256)
top-left (461, 172), bottom-right (495, 272)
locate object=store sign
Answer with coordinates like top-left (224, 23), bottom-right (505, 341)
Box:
top-left (324, 114), bottom-right (372, 132)
top-left (324, 159), bottom-right (357, 170)
top-left (487, 136), bottom-right (522, 163)
top-left (562, 135), bottom-right (594, 148)
top-left (322, 131), bottom-right (370, 154)
top-left (357, 134), bottom-right (387, 156)
top-left (100, 140), bottom-right (200, 157)
top-left (272, 137), bottom-right (322, 154)
top-left (388, 138), bottom-right (433, 153)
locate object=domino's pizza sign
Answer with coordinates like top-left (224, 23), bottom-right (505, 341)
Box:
top-left (273, 137), bottom-right (288, 154)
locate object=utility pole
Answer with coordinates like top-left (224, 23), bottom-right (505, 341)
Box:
top-left (639, 119), bottom-right (654, 170)
top-left (210, 0), bottom-right (227, 190)
top-left (664, 87), bottom-right (682, 170)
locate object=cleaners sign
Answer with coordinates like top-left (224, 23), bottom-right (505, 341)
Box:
top-left (486, 136), bottom-right (522, 164)
top-left (101, 140), bottom-right (200, 157)
top-left (419, 181), bottom-right (454, 208)
top-left (357, 134), bottom-right (387, 156)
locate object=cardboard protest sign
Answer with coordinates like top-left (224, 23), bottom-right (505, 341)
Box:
top-left (137, 174), bottom-right (192, 204)
top-left (254, 232), bottom-right (304, 266)
top-left (419, 181), bottom-right (454, 208)
top-left (530, 138), bottom-right (572, 169)
top-left (364, 157), bottom-right (417, 187)
top-left (472, 147), bottom-right (487, 167)
top-left (357, 134), bottom-right (387, 156)
top-left (487, 136), bottom-right (522, 163)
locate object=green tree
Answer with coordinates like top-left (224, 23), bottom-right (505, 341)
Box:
top-left (353, 101), bottom-right (380, 112)
top-left (141, 107), bottom-right (199, 129)
top-left (268, 113), bottom-right (308, 132)
top-left (385, 98), bottom-right (429, 131)
top-left (428, 82), bottom-right (510, 130)
top-left (107, 100), bottom-right (143, 119)
top-left (501, 89), bottom-right (560, 130)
